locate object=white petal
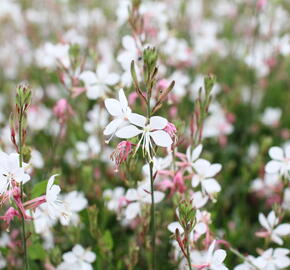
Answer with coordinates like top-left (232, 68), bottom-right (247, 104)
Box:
top-left (104, 99), bottom-right (122, 116)
top-left (213, 249), bottom-right (227, 264)
top-left (103, 119), bottom-right (124, 136)
top-left (115, 125), bottom-right (142, 139)
top-left (202, 178), bottom-right (221, 194)
top-left (265, 160), bottom-right (281, 174)
top-left (259, 213), bottom-right (271, 231)
top-left (46, 174), bottom-right (59, 193)
top-left (79, 71), bottom-right (97, 84)
top-left (149, 116), bottom-right (168, 130)
top-left (128, 113), bottom-right (146, 128)
top-left (63, 251), bottom-right (77, 263)
top-left (105, 73), bottom-right (120, 85)
top-left (191, 175), bottom-right (200, 188)
top-left (153, 191), bottom-right (165, 203)
top-left (195, 222), bottom-right (207, 234)
top-left (84, 251), bottom-right (96, 263)
top-left (205, 163), bottom-right (222, 178)
top-left (269, 147), bottom-right (284, 161)
top-left (118, 88), bottom-right (128, 109)
top-left (285, 145), bottom-right (290, 159)
top-left (167, 222), bottom-right (184, 234)
top-left (268, 211), bottom-right (278, 227)
top-left (126, 189), bottom-right (138, 201)
top-left (122, 35), bottom-right (136, 51)
top-left (193, 159), bottom-right (211, 175)
top-left (150, 130), bottom-right (173, 147)
top-left (274, 224), bottom-right (290, 236)
top-left (125, 202), bottom-right (140, 220)
top-left (191, 144), bottom-right (203, 161)
top-left (275, 256), bottom-right (290, 268)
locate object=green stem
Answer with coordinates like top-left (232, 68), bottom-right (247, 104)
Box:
top-left (186, 238), bottom-right (192, 270)
top-left (18, 113), bottom-right (29, 270)
top-left (149, 161), bottom-right (156, 270)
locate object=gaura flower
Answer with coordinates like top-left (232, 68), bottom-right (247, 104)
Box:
top-left (265, 146), bottom-right (290, 179)
top-left (115, 114), bottom-right (173, 159)
top-left (0, 152), bottom-right (30, 197)
top-left (103, 89), bottom-right (132, 143)
top-left (257, 211), bottom-right (290, 245)
top-left (204, 240), bottom-right (228, 270)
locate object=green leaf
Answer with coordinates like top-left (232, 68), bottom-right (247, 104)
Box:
top-left (31, 180), bottom-right (48, 198)
top-left (28, 243), bottom-right (46, 260)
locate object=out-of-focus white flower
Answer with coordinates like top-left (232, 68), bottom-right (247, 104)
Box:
top-left (103, 187), bottom-right (126, 212)
top-left (75, 135), bottom-right (101, 161)
top-left (29, 149), bottom-right (44, 169)
top-left (124, 181), bottom-right (164, 220)
top-left (261, 107), bottom-right (281, 126)
top-left (36, 42), bottom-right (70, 68)
top-left (0, 152), bottom-right (30, 195)
top-left (57, 244), bottom-right (96, 270)
top-left (27, 105), bottom-right (51, 131)
top-left (169, 71), bottom-right (190, 98)
top-left (191, 159), bottom-right (222, 196)
top-left (115, 114), bottom-right (172, 159)
top-left (254, 248), bottom-right (290, 270)
top-left (191, 191), bottom-right (208, 208)
top-left (0, 251), bottom-right (6, 269)
top-left (79, 64), bottom-right (119, 100)
top-left (103, 89), bottom-right (132, 142)
top-left (258, 211), bottom-right (290, 245)
top-left (203, 103), bottom-right (233, 138)
top-left (84, 104), bottom-right (108, 134)
top-left (205, 240), bottom-right (228, 270)
top-left (60, 191), bottom-right (88, 226)
top-left (251, 173), bottom-right (281, 194)
top-left (265, 146), bottom-right (290, 178)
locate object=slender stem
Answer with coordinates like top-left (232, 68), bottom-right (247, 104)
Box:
top-left (185, 234), bottom-right (192, 270)
top-left (18, 113), bottom-right (29, 270)
top-left (149, 161), bottom-right (156, 270)
top-left (229, 247), bottom-right (259, 270)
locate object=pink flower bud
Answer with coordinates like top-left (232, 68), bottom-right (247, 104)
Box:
top-left (53, 99), bottom-right (74, 123)
top-left (110, 141), bottom-right (133, 171)
top-left (257, 0), bottom-right (267, 9)
top-left (164, 122), bottom-right (177, 140)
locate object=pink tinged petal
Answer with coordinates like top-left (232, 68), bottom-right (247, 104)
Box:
top-left (118, 88), bottom-right (128, 108)
top-left (150, 130), bottom-right (173, 147)
top-left (104, 99), bottom-right (122, 116)
top-left (125, 202), bottom-right (140, 220)
top-left (206, 240), bottom-right (216, 262)
top-left (213, 249), bottom-right (227, 264)
top-left (193, 159), bottom-right (211, 175)
top-left (191, 144), bottom-right (203, 161)
top-left (149, 116), bottom-right (168, 130)
top-left (206, 163), bottom-right (222, 178)
top-left (259, 213), bottom-right (271, 231)
top-left (202, 179), bottom-right (221, 194)
top-left (274, 224), bottom-right (290, 236)
top-left (167, 221), bottom-right (184, 234)
top-left (265, 160), bottom-right (281, 174)
top-left (128, 113), bottom-right (146, 128)
top-left (125, 189), bottom-right (138, 201)
top-left (269, 147), bottom-right (284, 160)
top-left (103, 119), bottom-right (124, 136)
top-left (115, 125), bottom-right (142, 139)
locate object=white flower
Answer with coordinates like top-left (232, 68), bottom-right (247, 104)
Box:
top-left (191, 159), bottom-right (222, 196)
top-left (185, 144), bottom-right (203, 172)
top-left (59, 191), bottom-right (88, 226)
top-left (27, 105), bottom-right (51, 131)
top-left (254, 248), bottom-right (290, 270)
top-left (79, 64), bottom-right (119, 100)
top-left (258, 211), bottom-right (290, 245)
top-left (261, 107), bottom-right (281, 126)
top-left (265, 146), bottom-right (290, 178)
top-left (205, 240), bottom-right (228, 270)
top-left (45, 175), bottom-right (70, 222)
top-left (103, 89), bottom-right (132, 142)
top-left (0, 152), bottom-right (30, 195)
top-left (283, 188), bottom-right (290, 211)
top-left (124, 181), bottom-right (164, 220)
top-left (103, 187), bottom-right (126, 212)
top-left (57, 244), bottom-right (96, 270)
top-left (115, 114), bottom-right (173, 159)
